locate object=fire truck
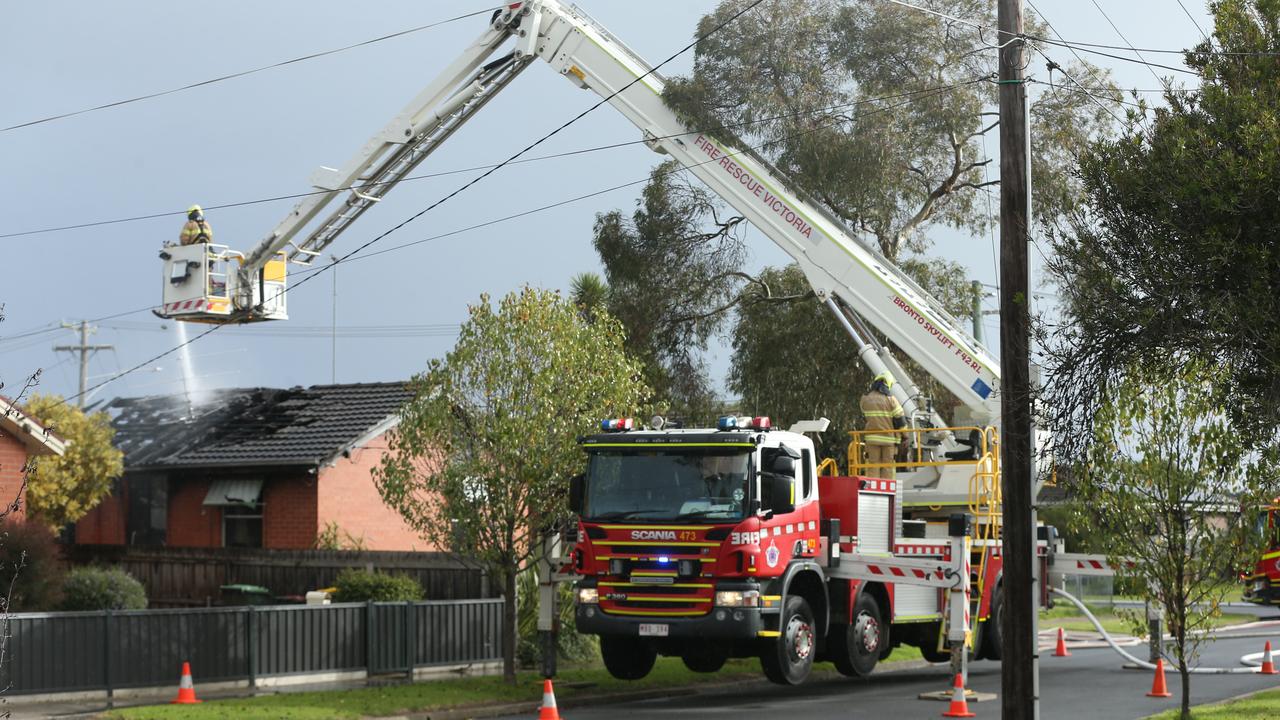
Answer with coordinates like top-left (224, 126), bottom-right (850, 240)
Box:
top-left (1244, 500), bottom-right (1280, 606)
top-left (156, 1), bottom-right (1056, 685)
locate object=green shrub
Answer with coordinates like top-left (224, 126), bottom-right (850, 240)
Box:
top-left (332, 568), bottom-right (423, 602)
top-left (60, 567), bottom-right (147, 610)
top-left (0, 519), bottom-right (65, 611)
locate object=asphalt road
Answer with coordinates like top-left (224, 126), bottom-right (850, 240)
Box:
top-left (507, 622), bottom-right (1280, 720)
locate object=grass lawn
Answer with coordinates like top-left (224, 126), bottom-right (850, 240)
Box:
top-left (1039, 603), bottom-right (1256, 636)
top-left (1146, 687), bottom-right (1280, 719)
top-left (108, 648), bottom-right (925, 720)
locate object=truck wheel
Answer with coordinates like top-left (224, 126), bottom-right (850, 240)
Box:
top-left (978, 585), bottom-right (1003, 661)
top-left (760, 596), bottom-right (816, 685)
top-left (600, 636), bottom-right (656, 680)
top-left (830, 592), bottom-right (883, 677)
top-left (682, 645), bottom-right (728, 673)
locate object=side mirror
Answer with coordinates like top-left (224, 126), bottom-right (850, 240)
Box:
top-left (767, 473), bottom-right (795, 516)
top-left (568, 474), bottom-right (585, 514)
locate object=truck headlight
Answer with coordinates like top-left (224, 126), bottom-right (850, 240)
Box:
top-left (577, 587), bottom-right (599, 604)
top-left (715, 590), bottom-right (759, 607)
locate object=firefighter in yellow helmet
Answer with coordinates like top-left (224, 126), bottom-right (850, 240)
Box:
top-left (179, 205), bottom-right (214, 246)
top-left (859, 372), bottom-right (905, 480)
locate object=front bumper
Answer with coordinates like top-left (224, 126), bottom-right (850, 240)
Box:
top-left (1243, 578), bottom-right (1280, 606)
top-left (574, 580), bottom-right (771, 639)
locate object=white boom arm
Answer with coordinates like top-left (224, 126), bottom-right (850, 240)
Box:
top-left (235, 1), bottom-right (1000, 422)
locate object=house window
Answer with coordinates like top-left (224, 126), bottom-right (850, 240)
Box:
top-left (203, 478), bottom-right (265, 549)
top-left (223, 505), bottom-right (263, 548)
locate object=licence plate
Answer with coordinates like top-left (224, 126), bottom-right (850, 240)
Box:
top-left (638, 623), bottom-right (669, 637)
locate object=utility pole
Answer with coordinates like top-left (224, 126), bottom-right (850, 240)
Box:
top-left (54, 320), bottom-right (113, 408)
top-left (998, 0), bottom-right (1037, 718)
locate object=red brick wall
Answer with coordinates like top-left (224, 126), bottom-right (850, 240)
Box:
top-left (75, 480), bottom-right (126, 544)
top-left (316, 439), bottom-right (435, 551)
top-left (167, 478), bottom-right (222, 547)
top-left (0, 429), bottom-right (29, 520)
top-left (262, 475), bottom-right (318, 549)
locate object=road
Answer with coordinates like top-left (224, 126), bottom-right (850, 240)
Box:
top-left (509, 621), bottom-right (1280, 720)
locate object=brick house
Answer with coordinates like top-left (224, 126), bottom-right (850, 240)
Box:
top-left (0, 396), bottom-right (66, 517)
top-left (74, 382), bottom-right (432, 551)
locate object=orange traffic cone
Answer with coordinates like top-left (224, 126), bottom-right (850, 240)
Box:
top-left (941, 673), bottom-right (975, 718)
top-left (537, 678), bottom-right (561, 720)
top-left (1261, 641), bottom-right (1277, 675)
top-left (170, 662), bottom-right (202, 704)
top-left (1146, 658), bottom-right (1172, 698)
top-left (1053, 627), bottom-right (1071, 657)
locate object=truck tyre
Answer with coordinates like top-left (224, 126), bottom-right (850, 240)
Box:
top-left (830, 592), bottom-right (884, 677)
top-left (977, 584), bottom-right (1003, 661)
top-left (600, 636), bottom-right (656, 680)
top-left (682, 645), bottom-right (728, 673)
top-left (760, 595), bottom-right (816, 685)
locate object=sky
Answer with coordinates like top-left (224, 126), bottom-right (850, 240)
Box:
top-left (0, 0), bottom-right (1211, 408)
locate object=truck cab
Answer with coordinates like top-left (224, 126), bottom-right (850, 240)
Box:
top-left (569, 416), bottom-right (826, 683)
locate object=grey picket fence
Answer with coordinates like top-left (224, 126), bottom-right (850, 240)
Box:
top-left (0, 599), bottom-right (502, 695)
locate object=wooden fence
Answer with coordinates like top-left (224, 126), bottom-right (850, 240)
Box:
top-left (61, 545), bottom-right (491, 606)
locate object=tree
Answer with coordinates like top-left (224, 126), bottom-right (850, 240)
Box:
top-left (729, 259), bottom-right (982, 462)
top-left (1045, 0), bottom-right (1280, 454)
top-left (593, 161), bottom-right (746, 419)
top-left (568, 272), bottom-right (609, 320)
top-left (728, 265), bottom-right (870, 459)
top-left (375, 288), bottom-right (648, 683)
top-left (665, 0), bottom-right (1119, 258)
top-left (21, 394), bottom-right (123, 529)
top-left (1073, 362), bottom-right (1274, 719)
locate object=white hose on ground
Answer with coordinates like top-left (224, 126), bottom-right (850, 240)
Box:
top-left (1049, 586), bottom-right (1263, 674)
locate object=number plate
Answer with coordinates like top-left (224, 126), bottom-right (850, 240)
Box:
top-left (638, 623), bottom-right (669, 637)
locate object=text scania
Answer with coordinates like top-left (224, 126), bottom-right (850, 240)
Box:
top-left (694, 135), bottom-right (813, 239)
top-left (630, 530), bottom-right (678, 541)
top-left (892, 296), bottom-right (982, 372)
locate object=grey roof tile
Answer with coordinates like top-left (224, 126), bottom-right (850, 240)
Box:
top-left (103, 382), bottom-right (411, 469)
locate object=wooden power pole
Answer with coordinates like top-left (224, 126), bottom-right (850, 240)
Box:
top-left (997, 0), bottom-right (1037, 717)
top-left (53, 320), bottom-right (113, 408)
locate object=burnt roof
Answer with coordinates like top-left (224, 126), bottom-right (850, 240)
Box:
top-left (101, 382), bottom-right (411, 470)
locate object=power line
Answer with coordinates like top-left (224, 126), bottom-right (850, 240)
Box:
top-left (1089, 0), bottom-right (1169, 88)
top-left (0, 7), bottom-right (501, 133)
top-left (5, 77), bottom-right (984, 358)
top-left (65, 0), bottom-right (774, 406)
top-left (0, 82), bottom-right (968, 240)
top-left (1174, 0), bottom-right (1211, 42)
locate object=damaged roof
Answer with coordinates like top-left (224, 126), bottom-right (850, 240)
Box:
top-left (100, 382), bottom-right (411, 470)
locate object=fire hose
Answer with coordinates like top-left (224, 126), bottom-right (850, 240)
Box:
top-left (1049, 587), bottom-right (1275, 674)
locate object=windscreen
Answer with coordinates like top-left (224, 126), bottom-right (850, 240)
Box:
top-left (583, 448), bottom-right (752, 522)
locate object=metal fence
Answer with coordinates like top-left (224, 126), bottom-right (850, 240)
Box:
top-left (0, 599), bottom-right (503, 696)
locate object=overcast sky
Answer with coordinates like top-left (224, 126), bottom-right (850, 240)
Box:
top-left (0, 0), bottom-right (1209, 407)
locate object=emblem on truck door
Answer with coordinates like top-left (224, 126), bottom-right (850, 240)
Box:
top-left (765, 540), bottom-right (781, 568)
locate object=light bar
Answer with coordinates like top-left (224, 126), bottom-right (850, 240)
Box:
top-left (717, 415), bottom-right (771, 431)
top-left (600, 418), bottom-right (635, 432)
top-left (716, 415), bottom-right (739, 431)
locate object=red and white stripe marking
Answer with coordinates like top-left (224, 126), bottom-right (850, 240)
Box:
top-left (165, 298), bottom-right (207, 313)
top-left (860, 478), bottom-right (896, 493)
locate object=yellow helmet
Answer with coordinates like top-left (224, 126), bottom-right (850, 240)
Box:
top-left (873, 372), bottom-right (896, 389)
top-left (187, 204), bottom-right (203, 215)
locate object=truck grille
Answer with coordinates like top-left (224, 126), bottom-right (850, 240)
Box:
top-left (598, 580), bottom-right (713, 615)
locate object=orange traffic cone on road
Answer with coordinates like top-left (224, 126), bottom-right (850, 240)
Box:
top-left (941, 673), bottom-right (975, 718)
top-left (1053, 627), bottom-right (1071, 657)
top-left (1146, 658), bottom-right (1172, 698)
top-left (170, 662), bottom-right (202, 704)
top-left (537, 678), bottom-right (562, 720)
top-left (1261, 641), bottom-right (1278, 675)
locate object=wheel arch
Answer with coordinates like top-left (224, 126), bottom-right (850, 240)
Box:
top-left (781, 562), bottom-right (828, 639)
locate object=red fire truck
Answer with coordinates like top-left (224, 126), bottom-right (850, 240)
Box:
top-left (1244, 500), bottom-right (1280, 606)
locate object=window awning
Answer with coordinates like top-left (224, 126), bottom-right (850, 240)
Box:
top-left (203, 479), bottom-right (263, 507)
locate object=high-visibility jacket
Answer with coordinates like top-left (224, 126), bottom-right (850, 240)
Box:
top-left (860, 390), bottom-right (904, 445)
top-left (179, 219), bottom-right (214, 245)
